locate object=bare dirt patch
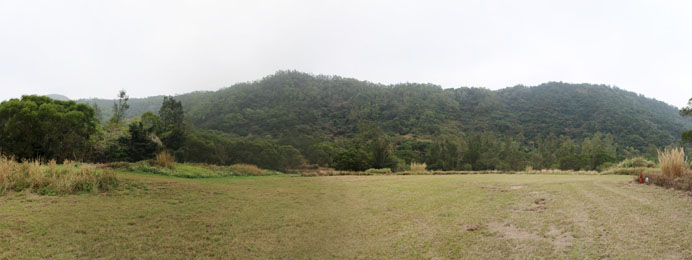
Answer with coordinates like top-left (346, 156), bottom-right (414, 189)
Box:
top-left (487, 222), bottom-right (574, 252)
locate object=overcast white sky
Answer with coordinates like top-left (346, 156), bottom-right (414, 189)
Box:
top-left (1, 0), bottom-right (691, 107)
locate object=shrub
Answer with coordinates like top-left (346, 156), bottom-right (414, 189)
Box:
top-left (410, 162), bottom-right (427, 173)
top-left (658, 147), bottom-right (689, 178)
top-left (618, 157), bottom-right (655, 168)
top-left (152, 151), bottom-right (176, 168)
top-left (228, 164), bottom-right (264, 176)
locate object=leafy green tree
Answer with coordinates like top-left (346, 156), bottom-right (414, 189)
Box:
top-left (682, 98), bottom-right (692, 143)
top-left (110, 90), bottom-right (130, 124)
top-left (500, 138), bottom-right (526, 171)
top-left (581, 132), bottom-right (617, 170)
top-left (120, 122), bottom-right (158, 162)
top-left (279, 145), bottom-right (303, 169)
top-left (427, 135), bottom-right (463, 170)
top-left (159, 96), bottom-right (185, 150)
top-left (92, 103), bottom-right (103, 124)
top-left (141, 111), bottom-right (161, 134)
top-left (334, 149), bottom-right (371, 171)
top-left (0, 96), bottom-right (98, 161)
top-left (357, 122), bottom-right (398, 169)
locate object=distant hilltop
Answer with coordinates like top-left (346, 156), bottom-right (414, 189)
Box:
top-left (45, 94), bottom-right (70, 101)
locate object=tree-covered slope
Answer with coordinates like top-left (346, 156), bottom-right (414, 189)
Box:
top-left (178, 72), bottom-right (690, 149)
top-left (78, 71), bottom-right (691, 150)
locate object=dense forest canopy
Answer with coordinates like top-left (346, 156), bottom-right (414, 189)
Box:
top-left (4, 71), bottom-right (689, 172)
top-left (80, 71), bottom-right (690, 148)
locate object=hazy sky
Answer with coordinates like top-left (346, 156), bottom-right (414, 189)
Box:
top-left (1, 0), bottom-right (691, 107)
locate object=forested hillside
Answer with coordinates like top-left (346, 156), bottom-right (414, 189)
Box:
top-left (68, 71), bottom-right (691, 171)
top-left (79, 71), bottom-right (690, 148)
top-left (173, 72), bottom-right (688, 147)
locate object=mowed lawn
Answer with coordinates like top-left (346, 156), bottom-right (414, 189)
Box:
top-left (2, 173), bottom-right (692, 259)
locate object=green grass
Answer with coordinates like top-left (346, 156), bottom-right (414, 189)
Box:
top-left (2, 173), bottom-right (692, 259)
top-left (117, 161), bottom-right (281, 178)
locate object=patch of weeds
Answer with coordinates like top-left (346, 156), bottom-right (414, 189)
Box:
top-left (37, 187), bottom-right (57, 196)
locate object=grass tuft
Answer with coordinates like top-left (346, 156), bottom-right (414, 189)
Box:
top-left (658, 147), bottom-right (689, 178)
top-left (410, 162), bottom-right (427, 173)
top-left (152, 151), bottom-right (176, 168)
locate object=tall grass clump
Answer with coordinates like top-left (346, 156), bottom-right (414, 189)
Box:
top-left (228, 164), bottom-right (264, 176)
top-left (410, 162), bottom-right (427, 173)
top-left (152, 151), bottom-right (176, 168)
top-left (0, 156), bottom-right (118, 195)
top-left (658, 147), bottom-right (689, 178)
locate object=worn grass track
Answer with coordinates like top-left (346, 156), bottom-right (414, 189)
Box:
top-left (2, 173), bottom-right (692, 259)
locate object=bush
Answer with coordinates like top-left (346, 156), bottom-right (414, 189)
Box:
top-left (0, 156), bottom-right (119, 195)
top-left (410, 162), bottom-right (427, 173)
top-left (333, 149), bottom-right (371, 171)
top-left (618, 157), bottom-right (655, 168)
top-left (152, 151), bottom-right (176, 168)
top-left (658, 147), bottom-right (689, 178)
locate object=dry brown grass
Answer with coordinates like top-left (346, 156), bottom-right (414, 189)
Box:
top-left (152, 151), bottom-right (176, 168)
top-left (0, 156), bottom-right (119, 195)
top-left (658, 147), bottom-right (689, 178)
top-left (410, 162), bottom-right (428, 172)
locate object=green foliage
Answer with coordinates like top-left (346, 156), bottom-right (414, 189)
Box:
top-left (120, 122), bottom-right (158, 162)
top-left (159, 96), bottom-right (186, 150)
top-left (617, 157), bottom-right (655, 168)
top-left (0, 95), bottom-right (98, 161)
top-left (173, 129), bottom-right (303, 171)
top-left (117, 161), bottom-right (277, 178)
top-left (59, 72), bottom-right (691, 171)
top-left (683, 131), bottom-right (692, 144)
top-left (334, 149), bottom-right (371, 171)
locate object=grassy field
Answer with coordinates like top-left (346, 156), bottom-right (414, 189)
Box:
top-left (2, 173), bottom-right (692, 259)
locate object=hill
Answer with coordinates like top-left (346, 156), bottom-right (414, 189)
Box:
top-left (45, 94), bottom-right (70, 101)
top-left (171, 71), bottom-right (689, 149)
top-left (72, 71), bottom-right (691, 170)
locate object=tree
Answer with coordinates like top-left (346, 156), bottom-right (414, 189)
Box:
top-left (334, 149), bottom-right (371, 171)
top-left (120, 122), bottom-right (158, 162)
top-left (141, 111), bottom-right (161, 134)
top-left (0, 96), bottom-right (98, 161)
top-left (682, 98), bottom-right (692, 143)
top-left (110, 90), bottom-right (130, 124)
top-left (356, 122), bottom-right (398, 170)
top-left (92, 103), bottom-right (103, 124)
top-left (159, 96), bottom-right (185, 150)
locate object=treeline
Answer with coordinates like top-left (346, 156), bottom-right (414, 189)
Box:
top-left (0, 94), bottom-right (641, 172)
top-left (3, 71), bottom-right (692, 172)
top-left (0, 94), bottom-right (305, 171)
